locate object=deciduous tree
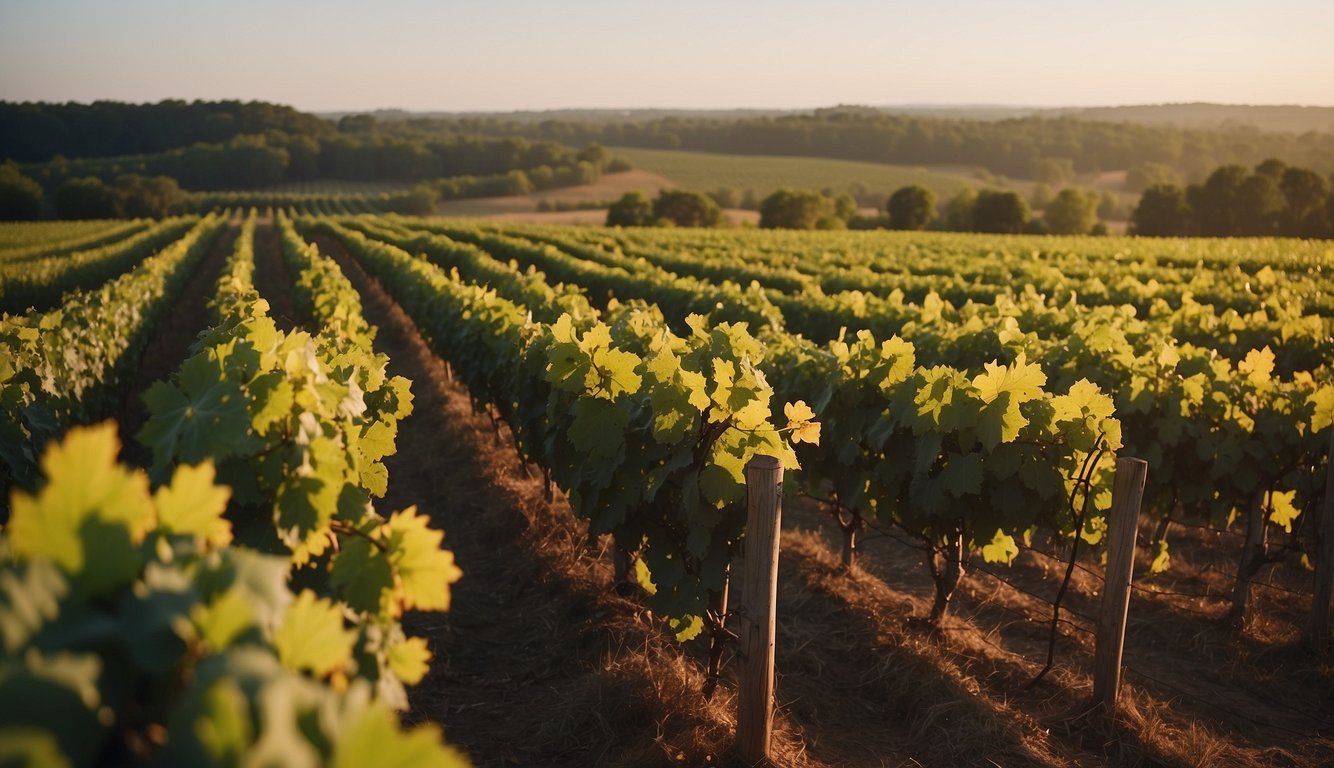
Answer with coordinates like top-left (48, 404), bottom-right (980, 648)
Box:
top-left (652, 190), bottom-right (722, 227)
top-left (0, 164), bottom-right (43, 220)
top-left (606, 191), bottom-right (654, 227)
top-left (54, 177), bottom-right (120, 219)
top-left (1131, 184), bottom-right (1191, 236)
top-left (1043, 188), bottom-right (1099, 235)
top-left (942, 188), bottom-right (977, 231)
top-left (1279, 167), bottom-right (1330, 236)
top-left (760, 189), bottom-right (832, 229)
top-left (972, 190), bottom-right (1029, 234)
top-left (886, 185), bottom-right (936, 230)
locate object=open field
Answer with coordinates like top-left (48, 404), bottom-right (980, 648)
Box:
top-left (3, 215), bottom-right (1331, 767)
top-left (434, 169), bottom-right (761, 224)
top-left (435, 169), bottom-right (676, 217)
top-left (613, 146), bottom-right (982, 199)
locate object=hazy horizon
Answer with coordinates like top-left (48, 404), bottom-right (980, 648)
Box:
top-left (309, 101), bottom-right (1332, 116)
top-left (2, 0), bottom-right (1332, 112)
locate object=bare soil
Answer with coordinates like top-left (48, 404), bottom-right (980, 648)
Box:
top-left (250, 218), bottom-right (300, 334)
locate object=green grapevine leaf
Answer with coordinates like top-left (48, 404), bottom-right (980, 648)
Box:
top-left (973, 356), bottom-right (1046, 450)
top-left (633, 558), bottom-right (657, 596)
top-left (330, 536), bottom-right (396, 618)
top-left (940, 452), bottom-right (984, 498)
top-left (275, 590), bottom-right (354, 678)
top-left (194, 676), bottom-right (252, 765)
top-left (1308, 386), bottom-right (1334, 433)
top-left (592, 346), bottom-right (642, 400)
top-left (1149, 540), bottom-right (1171, 574)
top-left (384, 507), bottom-right (462, 613)
top-left (670, 614), bottom-right (704, 643)
top-left (192, 588), bottom-right (258, 652)
top-left (139, 353), bottom-right (254, 473)
top-left (980, 530), bottom-right (1018, 565)
top-left (973, 354), bottom-right (1047, 405)
top-left (332, 706), bottom-right (469, 768)
top-left (784, 400), bottom-right (821, 445)
top-left (1237, 347), bottom-right (1275, 389)
top-left (1268, 489), bottom-right (1300, 533)
top-left (568, 398), bottom-right (628, 459)
top-left (153, 461), bottom-right (232, 549)
top-left (648, 379), bottom-right (696, 444)
top-left (385, 636), bottom-right (432, 686)
top-left (250, 372), bottom-right (295, 435)
top-left (8, 423), bottom-right (151, 597)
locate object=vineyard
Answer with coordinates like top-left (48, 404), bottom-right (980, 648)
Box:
top-left (1, 213), bottom-right (1332, 767)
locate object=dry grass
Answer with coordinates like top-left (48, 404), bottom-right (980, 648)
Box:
top-left (778, 496), bottom-right (1334, 768)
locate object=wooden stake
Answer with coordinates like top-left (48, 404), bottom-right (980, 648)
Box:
top-left (1310, 428), bottom-right (1334, 644)
top-left (738, 455), bottom-right (783, 766)
top-left (1093, 457), bottom-right (1147, 710)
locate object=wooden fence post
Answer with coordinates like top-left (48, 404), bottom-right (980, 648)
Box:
top-left (1093, 457), bottom-right (1147, 710)
top-left (738, 455), bottom-right (783, 766)
top-left (1310, 428), bottom-right (1334, 644)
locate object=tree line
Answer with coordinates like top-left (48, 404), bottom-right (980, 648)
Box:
top-left (1131, 159), bottom-right (1333, 237)
top-left (15, 130), bottom-right (623, 193)
top-left (0, 164), bottom-right (192, 220)
top-left (605, 184), bottom-right (1111, 235)
top-left (421, 106), bottom-right (1334, 181)
top-left (1, 102), bottom-right (630, 208)
top-left (0, 100), bottom-right (331, 162)
top-left (0, 103), bottom-right (632, 219)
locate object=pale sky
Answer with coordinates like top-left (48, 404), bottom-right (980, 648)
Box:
top-left (1, 0), bottom-right (1331, 111)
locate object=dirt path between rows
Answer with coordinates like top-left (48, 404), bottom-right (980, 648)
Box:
top-left (118, 220), bottom-right (236, 466)
top-left (251, 219), bottom-right (299, 334)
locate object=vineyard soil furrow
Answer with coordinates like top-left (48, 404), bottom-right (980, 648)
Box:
top-left (251, 217), bottom-right (301, 333)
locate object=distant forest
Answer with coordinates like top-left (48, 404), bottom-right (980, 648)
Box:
top-left (433, 107), bottom-right (1334, 181)
top-left (5, 100), bottom-right (1334, 223)
top-left (0, 101), bottom-right (621, 193)
top-left (348, 103), bottom-right (1334, 135)
top-left (0, 101), bottom-right (331, 161)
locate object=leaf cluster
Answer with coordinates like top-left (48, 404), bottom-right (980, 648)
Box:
top-left (139, 212), bottom-right (448, 712)
top-left (312, 218), bottom-right (813, 635)
top-left (1, 214), bottom-right (224, 509)
top-left (0, 424), bottom-right (466, 768)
